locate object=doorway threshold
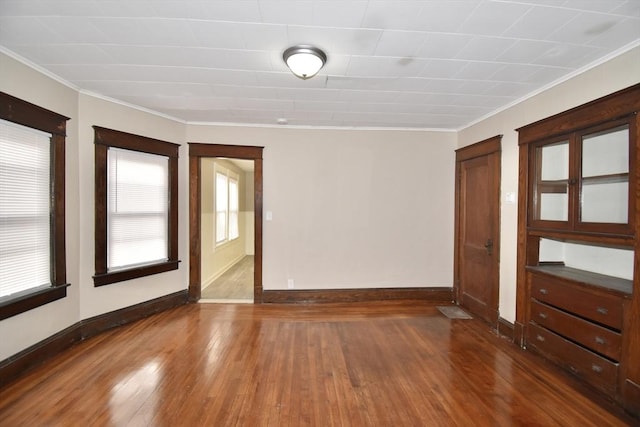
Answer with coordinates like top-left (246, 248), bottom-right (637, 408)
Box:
top-left (199, 298), bottom-right (253, 304)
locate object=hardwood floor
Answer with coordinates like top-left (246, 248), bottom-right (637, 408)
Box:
top-left (0, 301), bottom-right (636, 426)
top-left (201, 255), bottom-right (254, 300)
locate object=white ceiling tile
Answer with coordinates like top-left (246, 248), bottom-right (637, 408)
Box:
top-left (610, 1), bottom-right (640, 17)
top-left (361, 1), bottom-right (425, 30)
top-left (410, 1), bottom-right (481, 32)
top-left (420, 60), bottom-right (468, 78)
top-left (286, 26), bottom-right (382, 55)
top-left (258, 1), bottom-right (314, 25)
top-left (416, 34), bottom-right (474, 59)
top-left (530, 44), bottom-right (602, 67)
top-left (503, 6), bottom-right (580, 40)
top-left (455, 36), bottom-right (518, 61)
top-left (562, 0), bottom-right (628, 13)
top-left (347, 56), bottom-right (427, 77)
top-left (453, 62), bottom-right (504, 80)
top-left (588, 18), bottom-right (640, 48)
top-left (1, 0), bottom-right (637, 129)
top-left (0, 17), bottom-right (64, 45)
top-left (312, 1), bottom-right (368, 27)
top-left (198, 1), bottom-right (262, 22)
top-left (496, 40), bottom-right (565, 64)
top-left (457, 1), bottom-right (532, 36)
top-left (374, 31), bottom-right (427, 57)
top-left (278, 87), bottom-right (342, 102)
top-left (548, 12), bottom-right (627, 44)
top-left (293, 100), bottom-right (349, 112)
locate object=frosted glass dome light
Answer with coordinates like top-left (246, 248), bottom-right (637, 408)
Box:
top-left (283, 45), bottom-right (327, 80)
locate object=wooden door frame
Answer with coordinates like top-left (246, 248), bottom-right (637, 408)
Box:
top-left (454, 135), bottom-right (502, 325)
top-left (188, 143), bottom-right (264, 303)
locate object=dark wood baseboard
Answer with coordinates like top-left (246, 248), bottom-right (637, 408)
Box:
top-left (79, 290), bottom-right (188, 338)
top-left (0, 290), bottom-right (188, 388)
top-left (0, 322), bottom-right (82, 388)
top-left (262, 287), bottom-right (453, 304)
top-left (513, 321), bottom-right (525, 347)
top-left (497, 317), bottom-right (515, 341)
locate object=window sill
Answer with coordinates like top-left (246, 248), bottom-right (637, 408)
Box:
top-left (93, 260), bottom-right (180, 287)
top-left (0, 284), bottom-right (70, 321)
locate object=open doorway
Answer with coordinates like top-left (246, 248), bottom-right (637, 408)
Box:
top-left (188, 143), bottom-right (263, 303)
top-left (200, 157), bottom-right (255, 302)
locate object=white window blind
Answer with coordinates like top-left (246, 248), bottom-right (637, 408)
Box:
top-left (0, 119), bottom-right (52, 298)
top-left (107, 147), bottom-right (169, 271)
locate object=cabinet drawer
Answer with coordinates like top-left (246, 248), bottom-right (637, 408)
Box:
top-left (530, 274), bottom-right (623, 330)
top-left (530, 300), bottom-right (622, 361)
top-left (527, 323), bottom-right (618, 395)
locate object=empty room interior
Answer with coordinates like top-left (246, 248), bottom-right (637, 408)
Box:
top-left (1, 1), bottom-right (640, 425)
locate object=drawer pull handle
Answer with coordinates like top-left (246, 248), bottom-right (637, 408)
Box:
top-left (596, 307), bottom-right (608, 315)
top-left (539, 288), bottom-right (548, 295)
top-left (595, 336), bottom-right (606, 345)
top-left (536, 335), bottom-right (545, 342)
top-left (538, 312), bottom-right (548, 319)
top-left (591, 364), bottom-right (603, 373)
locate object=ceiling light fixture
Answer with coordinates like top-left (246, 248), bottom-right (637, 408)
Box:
top-left (283, 45), bottom-right (327, 80)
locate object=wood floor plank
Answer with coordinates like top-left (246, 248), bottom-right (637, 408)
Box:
top-left (0, 301), bottom-right (636, 426)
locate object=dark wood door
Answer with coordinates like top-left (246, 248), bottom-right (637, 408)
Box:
top-left (455, 136), bottom-right (501, 325)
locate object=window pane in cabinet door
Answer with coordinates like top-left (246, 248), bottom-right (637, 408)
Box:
top-left (581, 125), bottom-right (629, 224)
top-left (535, 141), bottom-right (569, 221)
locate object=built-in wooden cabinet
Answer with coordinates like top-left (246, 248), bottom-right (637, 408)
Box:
top-left (516, 83), bottom-right (640, 418)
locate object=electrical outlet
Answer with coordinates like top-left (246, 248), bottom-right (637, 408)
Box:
top-left (287, 279), bottom-right (294, 289)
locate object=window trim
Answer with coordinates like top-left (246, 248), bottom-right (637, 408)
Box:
top-left (0, 92), bottom-right (70, 321)
top-left (93, 126), bottom-right (180, 286)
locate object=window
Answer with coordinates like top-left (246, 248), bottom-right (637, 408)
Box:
top-left (0, 92), bottom-right (69, 320)
top-left (215, 166), bottom-right (239, 245)
top-left (94, 127), bottom-right (179, 286)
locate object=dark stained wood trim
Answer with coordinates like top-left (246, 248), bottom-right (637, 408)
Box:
top-left (189, 142), bottom-right (263, 159)
top-left (52, 134), bottom-right (66, 285)
top-left (515, 143), bottom-right (530, 348)
top-left (623, 379), bottom-right (640, 417)
top-left (455, 134), bottom-right (502, 160)
top-left (0, 91), bottom-right (70, 136)
top-left (93, 127), bottom-right (181, 286)
top-left (78, 290), bottom-right (187, 338)
top-left (0, 322), bottom-right (81, 388)
top-left (514, 321), bottom-right (526, 347)
top-left (93, 261), bottom-right (181, 287)
top-left (497, 317), bottom-right (515, 341)
top-left (262, 287), bottom-right (453, 304)
top-left (93, 126), bottom-right (180, 158)
top-left (454, 135), bottom-right (502, 327)
top-left (254, 158), bottom-right (264, 303)
top-left (0, 290), bottom-right (187, 388)
top-left (188, 154), bottom-right (201, 302)
top-left (0, 284), bottom-right (69, 321)
top-left (188, 143), bottom-right (264, 303)
top-left (0, 92), bottom-right (69, 321)
top-left (516, 83), bottom-right (640, 146)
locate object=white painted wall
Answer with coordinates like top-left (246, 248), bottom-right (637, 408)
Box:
top-left (457, 44), bottom-right (640, 323)
top-left (0, 52), bottom-right (80, 361)
top-left (187, 125), bottom-right (457, 290)
top-left (76, 93), bottom-right (189, 319)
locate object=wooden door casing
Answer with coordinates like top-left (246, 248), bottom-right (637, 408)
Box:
top-left (454, 136), bottom-right (501, 326)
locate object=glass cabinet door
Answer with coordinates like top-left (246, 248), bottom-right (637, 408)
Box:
top-left (533, 140), bottom-right (569, 223)
top-left (580, 124), bottom-right (629, 225)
